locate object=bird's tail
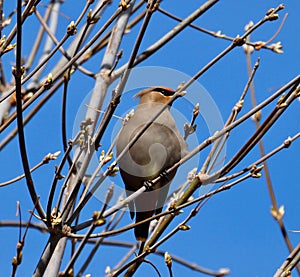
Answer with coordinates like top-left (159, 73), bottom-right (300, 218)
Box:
top-left (134, 210), bottom-right (153, 242)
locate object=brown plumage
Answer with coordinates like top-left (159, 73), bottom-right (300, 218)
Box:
top-left (116, 86), bottom-right (187, 241)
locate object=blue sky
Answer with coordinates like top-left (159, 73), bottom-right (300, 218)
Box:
top-left (0, 1), bottom-right (299, 276)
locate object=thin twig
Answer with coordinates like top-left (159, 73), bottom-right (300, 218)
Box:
top-left (245, 41), bottom-right (300, 274)
top-left (76, 208), bottom-right (125, 276)
top-left (112, 0), bottom-right (220, 80)
top-left (25, 1), bottom-right (53, 71)
top-left (0, 151), bottom-right (60, 187)
top-left (201, 58), bottom-right (260, 175)
top-left (158, 7), bottom-right (286, 53)
top-left (61, 184), bottom-right (114, 275)
top-left (274, 243), bottom-right (300, 277)
top-left (0, 220), bottom-right (48, 233)
top-left (216, 132), bottom-right (300, 183)
top-left (14, 0), bottom-right (45, 220)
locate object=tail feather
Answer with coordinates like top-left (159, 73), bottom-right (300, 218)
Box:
top-left (134, 211), bottom-right (153, 242)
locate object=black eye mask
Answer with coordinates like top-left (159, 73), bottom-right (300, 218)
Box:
top-left (154, 87), bottom-right (175, 96)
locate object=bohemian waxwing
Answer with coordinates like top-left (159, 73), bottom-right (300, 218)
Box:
top-left (116, 86), bottom-right (187, 241)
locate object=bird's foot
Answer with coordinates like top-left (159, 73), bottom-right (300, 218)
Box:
top-left (143, 180), bottom-right (154, 191)
top-left (160, 170), bottom-right (170, 182)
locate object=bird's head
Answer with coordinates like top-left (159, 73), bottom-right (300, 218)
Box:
top-left (134, 86), bottom-right (175, 105)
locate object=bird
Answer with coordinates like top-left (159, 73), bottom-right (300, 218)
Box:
top-left (116, 86), bottom-right (187, 242)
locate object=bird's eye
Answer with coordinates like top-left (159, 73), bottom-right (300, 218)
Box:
top-left (155, 87), bottom-right (175, 96)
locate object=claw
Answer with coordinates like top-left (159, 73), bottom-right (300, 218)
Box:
top-left (160, 170), bottom-right (170, 182)
top-left (143, 180), bottom-right (154, 191)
